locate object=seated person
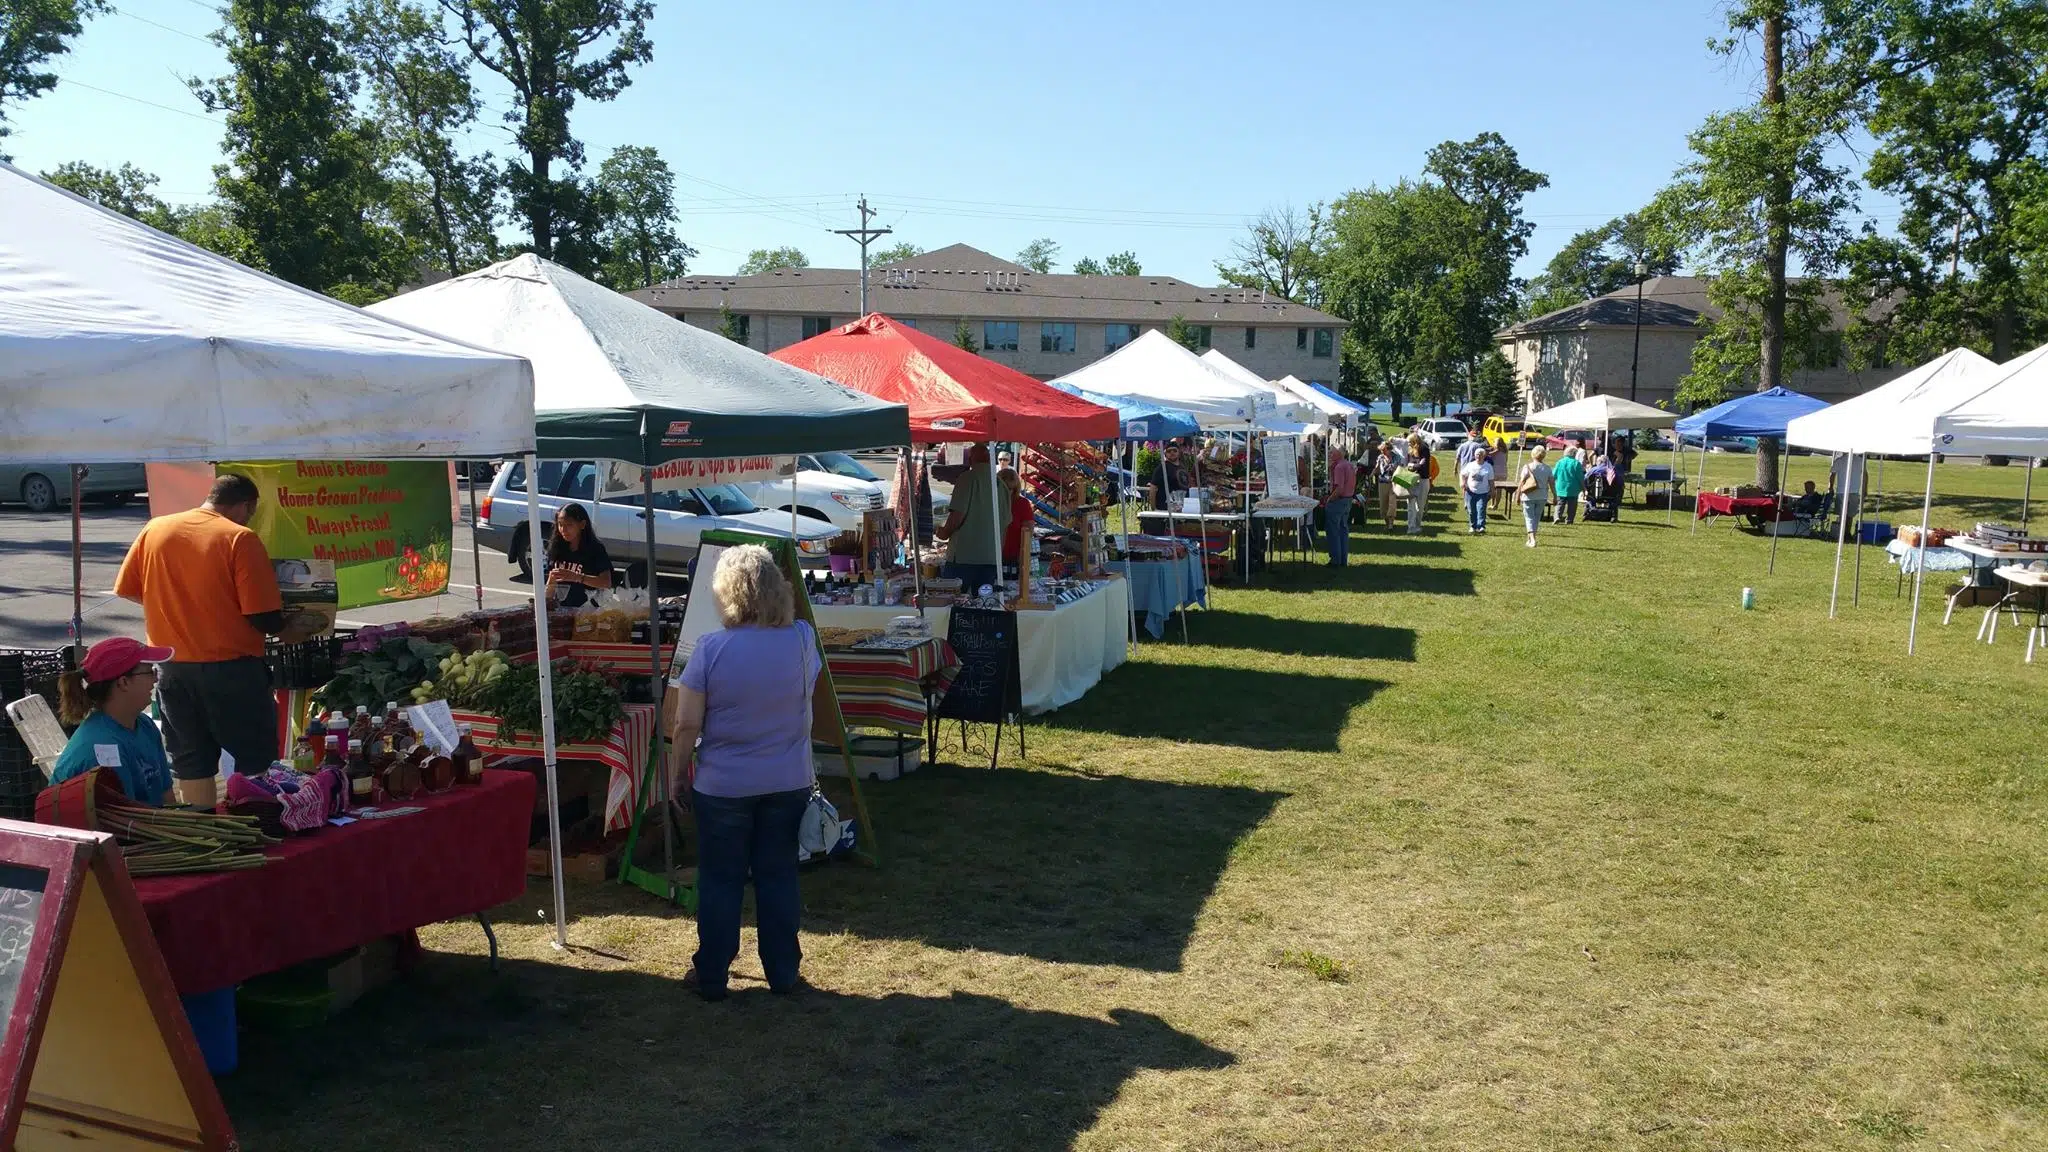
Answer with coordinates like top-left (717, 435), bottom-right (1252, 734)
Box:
top-left (52, 636), bottom-right (176, 806)
top-left (1793, 480), bottom-right (1826, 517)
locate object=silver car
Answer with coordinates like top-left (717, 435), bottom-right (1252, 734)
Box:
top-left (0, 463), bottom-right (146, 513)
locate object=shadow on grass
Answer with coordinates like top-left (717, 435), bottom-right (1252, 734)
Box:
top-left (1038, 661), bottom-right (1388, 752)
top-left (1251, 559), bottom-right (1477, 597)
top-left (1185, 609), bottom-right (1417, 661)
top-left (827, 762), bottom-right (1285, 971)
top-left (224, 954), bottom-right (1232, 1151)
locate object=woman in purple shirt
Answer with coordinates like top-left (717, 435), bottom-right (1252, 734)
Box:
top-left (667, 543), bottom-right (821, 1000)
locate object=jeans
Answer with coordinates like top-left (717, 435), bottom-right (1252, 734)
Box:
top-left (1324, 499), bottom-right (1351, 566)
top-left (1407, 480), bottom-right (1430, 532)
top-left (1555, 496), bottom-right (1579, 524)
top-left (1523, 495), bottom-right (1546, 536)
top-left (943, 562), bottom-right (1000, 595)
top-left (1464, 491), bottom-right (1488, 532)
top-left (692, 787), bottom-right (810, 994)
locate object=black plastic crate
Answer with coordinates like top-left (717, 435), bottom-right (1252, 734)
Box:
top-left (265, 631), bottom-right (352, 691)
top-left (0, 728), bottom-right (45, 821)
top-left (0, 648), bottom-right (69, 731)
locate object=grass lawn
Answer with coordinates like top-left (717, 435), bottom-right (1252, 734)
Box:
top-left (224, 452), bottom-right (2048, 1151)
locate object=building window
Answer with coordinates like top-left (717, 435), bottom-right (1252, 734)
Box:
top-left (983, 321), bottom-right (1019, 352)
top-left (1040, 322), bottom-right (1077, 353)
top-left (1312, 327), bottom-right (1333, 358)
top-left (1297, 327), bottom-right (1308, 350)
top-left (1540, 338), bottom-right (1559, 366)
top-left (1189, 325), bottom-right (1213, 350)
top-left (900, 318), bottom-right (918, 330)
top-left (802, 316), bottom-right (835, 339)
top-left (1105, 323), bottom-right (1139, 352)
top-left (732, 314), bottom-right (751, 344)
top-left (1244, 327), bottom-right (1257, 350)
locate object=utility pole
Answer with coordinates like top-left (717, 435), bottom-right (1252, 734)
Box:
top-left (835, 195), bottom-right (892, 315)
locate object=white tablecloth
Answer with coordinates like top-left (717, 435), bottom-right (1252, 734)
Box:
top-left (812, 577), bottom-right (1127, 715)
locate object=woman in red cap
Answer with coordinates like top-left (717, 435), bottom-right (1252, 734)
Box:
top-left (52, 636), bottom-right (177, 806)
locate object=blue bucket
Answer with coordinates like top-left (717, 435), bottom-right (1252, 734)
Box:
top-left (181, 986), bottom-right (238, 1075)
top-left (1858, 520), bottom-right (1893, 545)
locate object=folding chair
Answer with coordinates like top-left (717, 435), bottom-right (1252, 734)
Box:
top-left (5, 693), bottom-right (68, 786)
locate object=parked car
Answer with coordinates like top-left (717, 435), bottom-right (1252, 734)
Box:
top-left (474, 460), bottom-right (840, 579)
top-left (1635, 431), bottom-right (1675, 452)
top-left (1677, 432), bottom-right (1755, 453)
top-left (735, 450), bottom-right (889, 533)
top-left (1544, 429), bottom-right (1596, 450)
top-left (1480, 416), bottom-right (1545, 450)
top-left (1, 462), bottom-right (145, 513)
top-left (1414, 418), bottom-right (1470, 452)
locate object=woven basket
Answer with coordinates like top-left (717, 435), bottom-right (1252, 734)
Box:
top-left (36, 767), bottom-right (129, 830)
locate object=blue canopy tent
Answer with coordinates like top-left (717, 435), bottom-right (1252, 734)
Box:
top-left (1305, 381), bottom-right (1370, 416)
top-left (1676, 386), bottom-right (1829, 570)
top-left (1047, 380), bottom-right (1204, 643)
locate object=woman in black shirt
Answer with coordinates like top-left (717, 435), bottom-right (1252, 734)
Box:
top-left (546, 503), bottom-right (613, 608)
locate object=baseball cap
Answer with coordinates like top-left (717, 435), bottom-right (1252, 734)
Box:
top-left (81, 637), bottom-right (174, 684)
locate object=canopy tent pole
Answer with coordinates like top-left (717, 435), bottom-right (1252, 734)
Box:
top-left (525, 453), bottom-right (569, 949)
top-left (904, 446), bottom-right (925, 616)
top-left (649, 463), bottom-right (675, 902)
top-left (1829, 454), bottom-right (1851, 618)
top-left (2024, 461), bottom-right (2034, 533)
top-left (1690, 440), bottom-right (1710, 534)
top-left (1243, 429), bottom-right (1254, 586)
top-left (1907, 451), bottom-right (1937, 654)
top-left (1667, 436), bottom-right (1680, 524)
top-left (988, 442), bottom-right (1002, 597)
top-left (468, 463), bottom-right (485, 611)
top-left (1768, 436), bottom-right (1787, 575)
top-left (69, 465), bottom-right (84, 645)
top-left (1121, 440), bottom-right (1135, 656)
top-left (1158, 444), bottom-right (1189, 641)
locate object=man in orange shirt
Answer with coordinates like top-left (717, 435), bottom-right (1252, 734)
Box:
top-left (115, 473), bottom-right (285, 805)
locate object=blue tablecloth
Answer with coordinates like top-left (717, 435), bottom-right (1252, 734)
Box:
top-left (1885, 538), bottom-right (1979, 574)
top-left (1123, 553), bottom-right (1207, 638)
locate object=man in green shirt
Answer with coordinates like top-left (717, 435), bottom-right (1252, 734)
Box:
top-left (935, 446), bottom-right (1011, 595)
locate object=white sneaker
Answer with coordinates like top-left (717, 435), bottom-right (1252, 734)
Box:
top-left (1526, 536), bottom-right (1536, 547)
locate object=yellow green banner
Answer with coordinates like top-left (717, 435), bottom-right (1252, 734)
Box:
top-left (222, 461), bottom-right (453, 610)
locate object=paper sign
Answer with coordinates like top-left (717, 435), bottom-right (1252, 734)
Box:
top-left (403, 701), bottom-right (458, 756)
top-left (1181, 496), bottom-right (1203, 515)
top-left (604, 456), bottom-right (794, 495)
top-left (222, 460), bottom-right (453, 609)
top-left (92, 745), bottom-right (121, 769)
top-left (1264, 436), bottom-right (1300, 499)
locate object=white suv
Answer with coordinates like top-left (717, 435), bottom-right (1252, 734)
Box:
top-left (736, 451), bottom-right (888, 533)
top-left (475, 460), bottom-right (840, 578)
top-left (1415, 418), bottom-right (1470, 452)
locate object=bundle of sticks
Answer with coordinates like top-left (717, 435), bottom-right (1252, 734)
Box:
top-left (37, 768), bottom-right (279, 876)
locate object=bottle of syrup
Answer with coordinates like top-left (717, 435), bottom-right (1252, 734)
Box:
top-left (346, 738), bottom-right (374, 807)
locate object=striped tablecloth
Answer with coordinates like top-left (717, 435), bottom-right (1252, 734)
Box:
top-left (516, 639), bottom-right (676, 676)
top-left (450, 702), bottom-right (657, 834)
top-left (826, 638), bottom-right (959, 735)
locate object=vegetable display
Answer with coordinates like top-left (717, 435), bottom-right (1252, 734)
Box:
top-left (480, 658), bottom-right (623, 744)
top-left (316, 636), bottom-right (454, 715)
top-left (417, 648), bottom-right (509, 706)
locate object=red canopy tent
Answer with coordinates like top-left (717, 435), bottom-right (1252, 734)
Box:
top-left (770, 313), bottom-right (1119, 443)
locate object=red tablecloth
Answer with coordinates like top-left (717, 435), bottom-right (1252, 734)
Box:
top-left (134, 770), bottom-right (535, 994)
top-left (1695, 492), bottom-right (1788, 520)
top-left (826, 638), bottom-right (960, 735)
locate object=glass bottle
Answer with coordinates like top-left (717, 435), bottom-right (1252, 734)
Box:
top-left (346, 738), bottom-right (374, 806)
top-left (320, 733), bottom-right (347, 773)
top-left (453, 723), bottom-right (481, 786)
top-left (348, 705), bottom-right (372, 747)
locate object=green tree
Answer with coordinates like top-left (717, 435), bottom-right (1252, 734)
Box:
top-left (737, 246), bottom-right (807, 275)
top-left (1835, 0), bottom-right (2048, 363)
top-left (1324, 180), bottom-right (1467, 422)
top-left (439, 0), bottom-right (652, 267)
top-left (593, 144), bottom-right (695, 288)
top-left (346, 0), bottom-right (499, 280)
top-left (1166, 313), bottom-right (1201, 352)
top-left (1071, 256), bottom-right (1104, 276)
top-left (717, 302), bottom-right (743, 343)
top-left (1423, 131), bottom-right (1550, 404)
top-left (953, 318), bottom-right (978, 353)
top-left (1073, 251), bottom-right (1142, 276)
top-left (1651, 0), bottom-right (1857, 483)
top-left (1217, 203), bottom-right (1326, 305)
top-left (41, 160), bottom-right (175, 227)
top-left (871, 241), bottom-right (924, 265)
top-left (194, 0), bottom-right (406, 300)
top-left (1472, 349), bottom-right (1521, 412)
top-left (1015, 237), bottom-right (1059, 273)
top-left (0, 0), bottom-right (106, 158)
top-left (1524, 212), bottom-right (1678, 317)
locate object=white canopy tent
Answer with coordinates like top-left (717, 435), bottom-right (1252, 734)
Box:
top-left (1899, 342), bottom-right (2048, 652)
top-left (1199, 350), bottom-right (1319, 428)
top-left (0, 163), bottom-right (585, 946)
top-left (1522, 394), bottom-right (1671, 432)
top-left (1053, 329), bottom-right (1272, 428)
top-left (0, 161), bottom-right (535, 463)
top-left (1785, 348), bottom-right (1997, 619)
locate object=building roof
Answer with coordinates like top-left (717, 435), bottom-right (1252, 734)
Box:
top-left (629, 244), bottom-right (1345, 326)
top-left (1498, 275), bottom-right (1871, 339)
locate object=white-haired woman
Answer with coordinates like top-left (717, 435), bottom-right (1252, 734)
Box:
top-left (666, 543), bottom-right (821, 1000)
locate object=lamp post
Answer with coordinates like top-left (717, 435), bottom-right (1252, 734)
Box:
top-left (1628, 256), bottom-right (1647, 403)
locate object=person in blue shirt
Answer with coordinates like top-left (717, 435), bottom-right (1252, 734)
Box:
top-left (52, 636), bottom-right (177, 806)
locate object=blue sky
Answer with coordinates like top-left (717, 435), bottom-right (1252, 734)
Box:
top-left (8, 0), bottom-right (1840, 282)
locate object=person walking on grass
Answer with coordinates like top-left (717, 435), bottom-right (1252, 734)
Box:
top-left (1517, 445), bottom-right (1555, 547)
top-left (1373, 440), bottom-right (1400, 530)
top-left (1324, 445), bottom-right (1357, 567)
top-left (1404, 433), bottom-right (1434, 535)
top-left (1458, 449), bottom-right (1495, 534)
top-left (1550, 445), bottom-right (1585, 525)
top-left (1487, 437), bottom-right (1511, 516)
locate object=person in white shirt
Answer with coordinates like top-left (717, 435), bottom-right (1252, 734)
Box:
top-left (1458, 456), bottom-right (1495, 534)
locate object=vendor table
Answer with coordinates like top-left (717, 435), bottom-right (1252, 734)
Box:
top-left (814, 577), bottom-right (1128, 715)
top-left (453, 703), bottom-right (657, 835)
top-left (528, 639), bottom-right (675, 675)
top-left (1985, 566), bottom-right (2048, 659)
top-left (135, 769), bottom-right (535, 995)
top-left (1893, 536), bottom-right (2012, 622)
top-left (1694, 492), bottom-right (1791, 523)
top-left (824, 637), bottom-right (961, 735)
top-left (1123, 551), bottom-right (1207, 639)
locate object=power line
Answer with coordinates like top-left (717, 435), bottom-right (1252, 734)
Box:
top-left (56, 78), bottom-right (219, 122)
top-left (109, 6), bottom-right (214, 44)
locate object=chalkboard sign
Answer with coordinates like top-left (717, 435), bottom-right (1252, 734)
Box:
top-left (936, 607), bottom-right (1021, 725)
top-left (0, 819), bottom-right (236, 1149)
